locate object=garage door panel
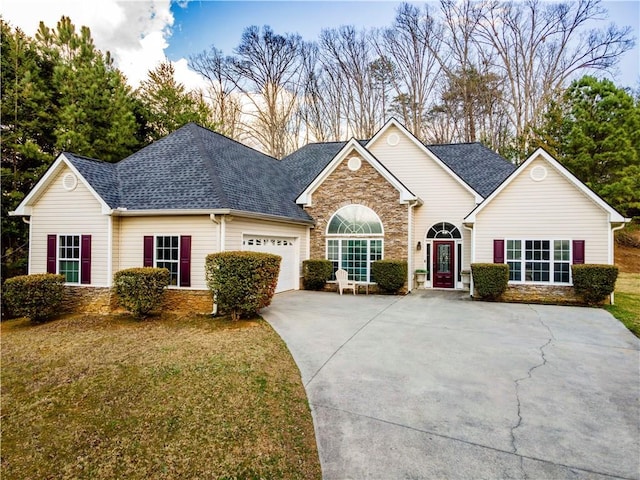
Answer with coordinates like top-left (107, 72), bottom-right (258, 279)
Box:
top-left (242, 236), bottom-right (297, 293)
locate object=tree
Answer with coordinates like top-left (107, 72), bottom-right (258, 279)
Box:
top-left (474, 0), bottom-right (634, 158)
top-left (1, 20), bottom-right (55, 278)
top-left (190, 47), bottom-right (243, 139)
top-left (377, 3), bottom-right (442, 140)
top-left (537, 76), bottom-right (640, 216)
top-left (137, 60), bottom-right (215, 141)
top-left (35, 16), bottom-right (140, 162)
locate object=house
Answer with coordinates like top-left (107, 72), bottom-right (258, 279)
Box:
top-left (10, 118), bottom-right (627, 311)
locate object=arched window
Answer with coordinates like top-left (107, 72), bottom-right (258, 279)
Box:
top-left (327, 205), bottom-right (383, 235)
top-left (326, 205), bottom-right (383, 283)
top-left (427, 222), bottom-right (461, 239)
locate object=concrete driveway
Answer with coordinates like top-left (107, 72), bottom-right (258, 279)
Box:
top-left (262, 290), bottom-right (640, 480)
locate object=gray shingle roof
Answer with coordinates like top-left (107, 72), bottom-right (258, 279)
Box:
top-left (427, 143), bottom-right (515, 197)
top-left (66, 123), bottom-right (313, 222)
top-left (65, 125), bottom-right (515, 223)
top-left (281, 140), bottom-right (369, 194)
top-left (63, 152), bottom-right (120, 207)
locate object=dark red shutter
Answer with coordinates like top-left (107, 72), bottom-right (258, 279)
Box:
top-left (47, 235), bottom-right (57, 274)
top-left (179, 235), bottom-right (191, 287)
top-left (493, 239), bottom-right (505, 263)
top-left (572, 240), bottom-right (585, 264)
top-left (143, 236), bottom-right (154, 267)
top-left (81, 235), bottom-right (91, 284)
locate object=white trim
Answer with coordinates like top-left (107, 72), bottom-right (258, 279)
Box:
top-left (115, 208), bottom-right (314, 226)
top-left (504, 238), bottom-right (573, 285)
top-left (464, 148), bottom-right (626, 224)
top-left (11, 154), bottom-right (112, 216)
top-left (326, 204), bottom-right (385, 236)
top-left (107, 216), bottom-right (113, 287)
top-left (296, 137), bottom-right (418, 206)
top-left (365, 118), bottom-right (483, 203)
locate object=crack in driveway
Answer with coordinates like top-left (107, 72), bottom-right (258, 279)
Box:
top-left (510, 305), bottom-right (555, 479)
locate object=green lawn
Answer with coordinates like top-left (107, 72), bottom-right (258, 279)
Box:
top-left (1, 313), bottom-right (321, 479)
top-left (606, 272), bottom-right (640, 337)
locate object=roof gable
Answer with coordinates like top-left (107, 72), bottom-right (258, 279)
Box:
top-left (464, 148), bottom-right (627, 223)
top-left (295, 138), bottom-right (418, 205)
top-left (11, 153), bottom-right (113, 216)
top-left (365, 118), bottom-right (484, 202)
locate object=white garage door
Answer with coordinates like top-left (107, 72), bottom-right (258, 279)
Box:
top-left (242, 235), bottom-right (297, 293)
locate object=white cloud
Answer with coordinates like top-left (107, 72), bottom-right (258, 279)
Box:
top-left (1, 0), bottom-right (205, 89)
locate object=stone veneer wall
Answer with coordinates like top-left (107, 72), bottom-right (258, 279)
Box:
top-left (304, 153), bottom-right (408, 262)
top-left (61, 287), bottom-right (214, 314)
top-left (494, 284), bottom-right (609, 305)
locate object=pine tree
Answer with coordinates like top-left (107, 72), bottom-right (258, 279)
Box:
top-left (1, 20), bottom-right (55, 278)
top-left (35, 16), bottom-right (140, 162)
top-left (136, 60), bottom-right (215, 141)
top-left (538, 76), bottom-right (640, 217)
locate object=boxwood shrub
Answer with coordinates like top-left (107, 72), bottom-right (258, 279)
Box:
top-left (572, 264), bottom-right (618, 304)
top-left (471, 263), bottom-right (509, 300)
top-left (113, 267), bottom-right (171, 318)
top-left (302, 259), bottom-right (333, 290)
top-left (2, 273), bottom-right (66, 322)
top-left (205, 251), bottom-right (281, 320)
top-left (372, 260), bottom-right (407, 293)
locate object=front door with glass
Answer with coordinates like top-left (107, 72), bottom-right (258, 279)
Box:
top-left (433, 241), bottom-right (455, 288)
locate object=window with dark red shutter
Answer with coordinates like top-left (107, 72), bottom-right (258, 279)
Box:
top-left (493, 239), bottom-right (505, 263)
top-left (143, 236), bottom-right (154, 267)
top-left (47, 235), bottom-right (57, 274)
top-left (179, 236), bottom-right (191, 287)
top-left (572, 240), bottom-right (585, 264)
top-left (81, 235), bottom-right (91, 284)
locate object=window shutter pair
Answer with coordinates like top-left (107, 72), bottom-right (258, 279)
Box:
top-left (492, 239), bottom-right (585, 264)
top-left (46, 234), bottom-right (91, 284)
top-left (143, 236), bottom-right (191, 287)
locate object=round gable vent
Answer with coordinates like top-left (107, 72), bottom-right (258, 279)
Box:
top-left (530, 165), bottom-right (547, 182)
top-left (62, 172), bottom-right (78, 191)
top-left (387, 133), bottom-right (399, 146)
top-left (347, 156), bottom-right (362, 171)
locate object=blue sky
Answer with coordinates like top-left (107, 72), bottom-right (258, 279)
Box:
top-left (165, 0), bottom-right (640, 89)
top-left (2, 0), bottom-right (638, 88)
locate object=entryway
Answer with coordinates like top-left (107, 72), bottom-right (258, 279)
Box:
top-left (426, 222), bottom-right (462, 289)
top-left (433, 240), bottom-right (455, 288)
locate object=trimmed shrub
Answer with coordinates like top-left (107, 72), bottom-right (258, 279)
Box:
top-left (113, 267), bottom-right (171, 318)
top-left (302, 259), bottom-right (333, 290)
top-left (205, 251), bottom-right (281, 320)
top-left (372, 260), bottom-right (407, 293)
top-left (471, 263), bottom-right (509, 300)
top-left (3, 273), bottom-right (65, 322)
top-left (572, 264), bottom-right (619, 304)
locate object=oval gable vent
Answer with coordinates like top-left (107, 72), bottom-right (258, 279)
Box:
top-left (62, 172), bottom-right (78, 191)
top-left (530, 165), bottom-right (547, 182)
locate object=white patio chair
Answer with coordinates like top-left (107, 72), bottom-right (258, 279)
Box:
top-left (335, 268), bottom-right (356, 295)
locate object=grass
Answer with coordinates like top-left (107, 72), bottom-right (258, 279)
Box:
top-left (606, 272), bottom-right (640, 337)
top-left (1, 313), bottom-right (321, 479)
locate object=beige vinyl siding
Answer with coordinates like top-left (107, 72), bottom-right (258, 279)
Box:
top-left (474, 156), bottom-right (610, 265)
top-left (29, 166), bottom-right (110, 285)
top-left (118, 216), bottom-right (219, 290)
top-left (224, 217), bottom-right (309, 282)
top-left (368, 125), bottom-right (478, 275)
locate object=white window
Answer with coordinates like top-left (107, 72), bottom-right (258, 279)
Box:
top-left (155, 236), bottom-right (179, 286)
top-left (326, 205), bottom-right (384, 283)
top-left (506, 239), bottom-right (571, 284)
top-left (59, 235), bottom-right (80, 283)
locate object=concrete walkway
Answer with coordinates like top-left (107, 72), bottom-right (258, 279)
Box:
top-left (262, 290), bottom-right (640, 480)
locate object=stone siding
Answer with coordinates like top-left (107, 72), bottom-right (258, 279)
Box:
top-left (62, 287), bottom-right (116, 314)
top-left (305, 153), bottom-right (408, 262)
top-left (61, 287), bottom-right (213, 315)
top-left (478, 284), bottom-right (609, 305)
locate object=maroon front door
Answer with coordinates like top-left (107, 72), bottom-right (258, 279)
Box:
top-left (433, 241), bottom-right (455, 288)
